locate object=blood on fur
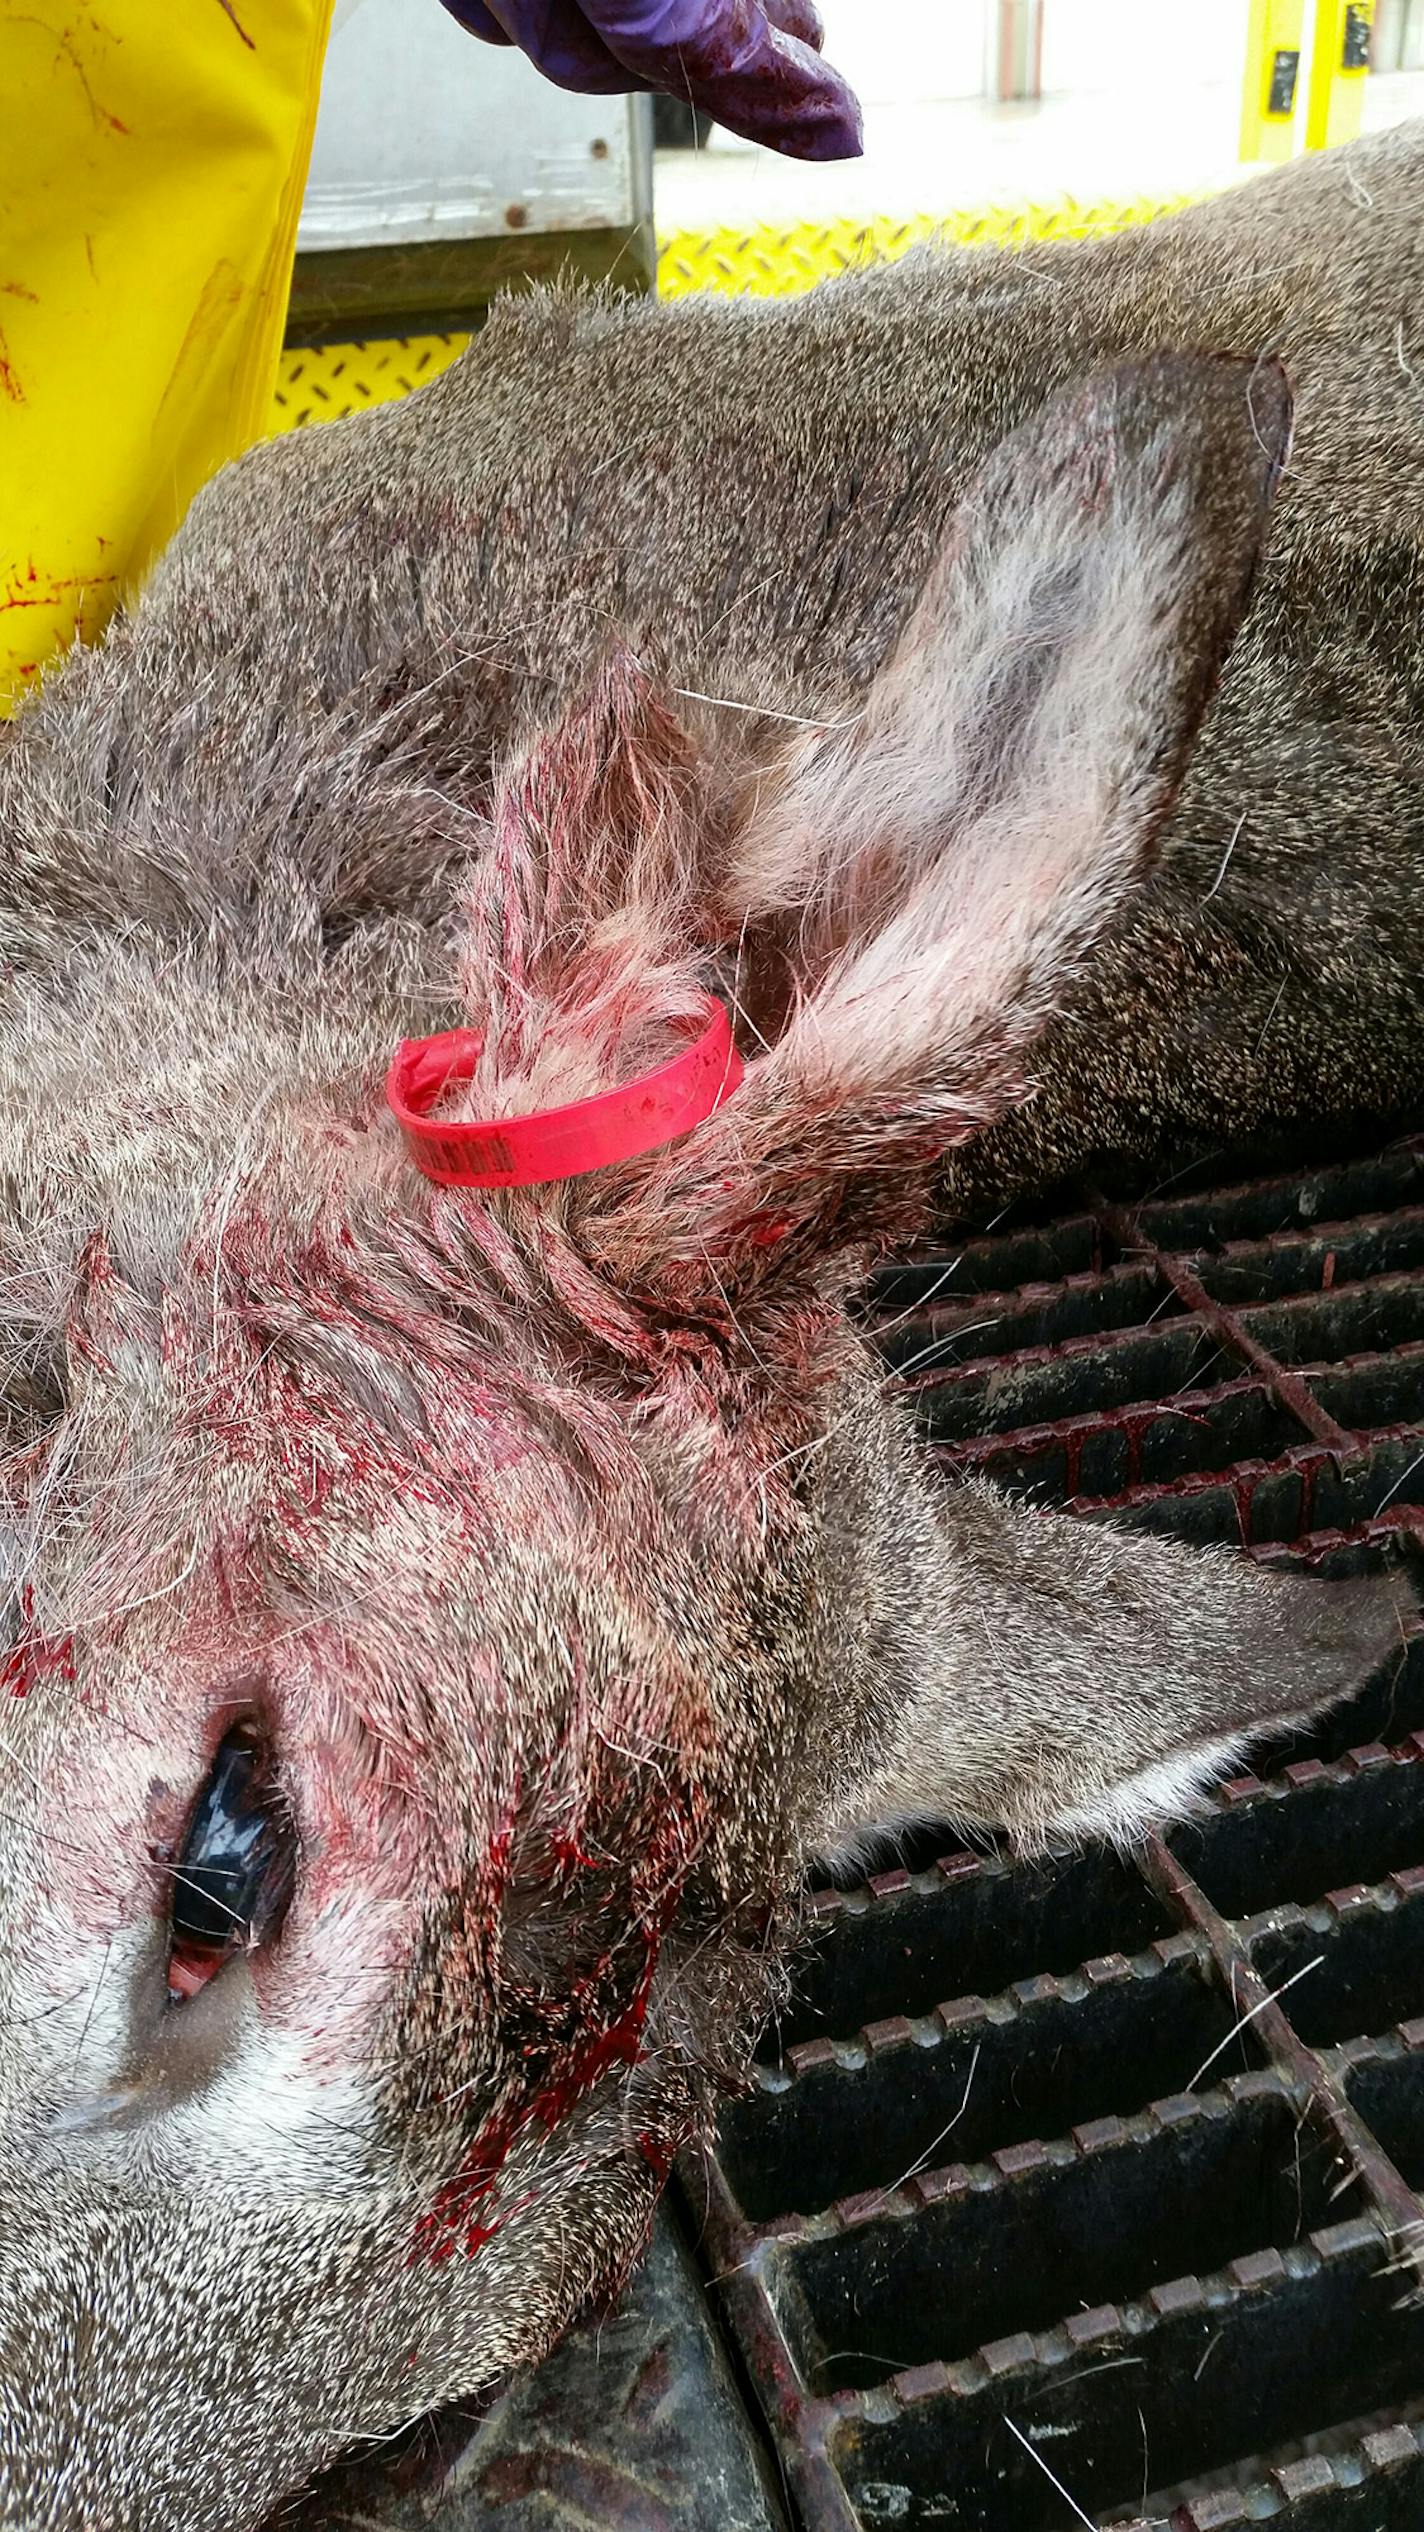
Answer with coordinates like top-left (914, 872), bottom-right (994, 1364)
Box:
top-left (3, 1587), bottom-right (75, 1700)
top-left (412, 1780), bottom-right (710, 2263)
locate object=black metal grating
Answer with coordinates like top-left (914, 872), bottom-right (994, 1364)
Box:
top-left (696, 1129), bottom-right (1424, 2532)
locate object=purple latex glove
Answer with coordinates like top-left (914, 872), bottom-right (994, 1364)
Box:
top-left (439, 0), bottom-right (862, 160)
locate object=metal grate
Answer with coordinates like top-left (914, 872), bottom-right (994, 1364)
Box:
top-left (698, 1127), bottom-right (1424, 2532)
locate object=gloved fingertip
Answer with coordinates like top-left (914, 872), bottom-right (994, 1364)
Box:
top-left (785, 86), bottom-right (864, 160)
top-left (712, 64), bottom-right (864, 162)
top-left (437, 0), bottom-right (517, 42)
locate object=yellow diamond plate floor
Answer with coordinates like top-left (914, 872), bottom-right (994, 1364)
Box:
top-left (654, 194), bottom-right (1196, 297)
top-left (271, 196), bottom-right (1196, 434)
top-left (271, 334), bottom-right (475, 428)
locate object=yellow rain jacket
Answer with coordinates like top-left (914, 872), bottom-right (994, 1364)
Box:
top-left (0, 0), bottom-right (332, 712)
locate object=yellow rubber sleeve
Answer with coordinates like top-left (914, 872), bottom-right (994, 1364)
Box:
top-left (0, 0), bottom-right (334, 711)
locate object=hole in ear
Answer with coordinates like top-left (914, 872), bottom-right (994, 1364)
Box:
top-left (1, 1331), bottom-right (68, 1448)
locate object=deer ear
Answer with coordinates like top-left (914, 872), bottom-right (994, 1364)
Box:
top-left (817, 1480), bottom-right (1415, 1862)
top-left (594, 353), bottom-right (1290, 1299)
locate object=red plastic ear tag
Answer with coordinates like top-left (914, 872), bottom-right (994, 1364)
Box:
top-left (387, 997), bottom-right (743, 1189)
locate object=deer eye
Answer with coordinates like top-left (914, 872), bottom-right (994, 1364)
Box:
top-left (168, 1723), bottom-right (296, 2002)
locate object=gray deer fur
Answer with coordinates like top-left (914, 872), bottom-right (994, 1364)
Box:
top-left (0, 122), bottom-right (1420, 2532)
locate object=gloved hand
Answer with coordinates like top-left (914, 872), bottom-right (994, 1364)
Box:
top-left (438, 0), bottom-right (862, 160)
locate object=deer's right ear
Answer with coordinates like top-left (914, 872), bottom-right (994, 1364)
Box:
top-left (816, 1475), bottom-right (1415, 1861)
top-left (593, 353), bottom-right (1290, 1302)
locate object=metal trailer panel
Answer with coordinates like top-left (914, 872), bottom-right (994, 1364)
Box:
top-left (300, 0), bottom-right (646, 248)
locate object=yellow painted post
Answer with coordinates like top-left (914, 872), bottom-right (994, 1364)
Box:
top-left (0, 0), bottom-right (335, 713)
top-left (1240, 0), bottom-right (1309, 159)
top-left (1304, 0), bottom-right (1376, 149)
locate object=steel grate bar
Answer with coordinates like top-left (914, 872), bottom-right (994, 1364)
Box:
top-left (688, 1125), bottom-right (1424, 2532)
top-left (1138, 1833), bottom-right (1424, 2252)
top-left (1095, 1200), bottom-right (1358, 1455)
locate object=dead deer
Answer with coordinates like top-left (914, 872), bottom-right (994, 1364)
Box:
top-left (0, 122), bottom-right (1419, 2532)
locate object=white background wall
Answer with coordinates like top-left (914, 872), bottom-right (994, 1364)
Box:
top-left (1041, 0), bottom-right (1249, 92)
top-left (814, 1), bottom-right (984, 106)
top-left (305, 1), bottom-right (1424, 244)
top-left (814, 0), bottom-right (1251, 108)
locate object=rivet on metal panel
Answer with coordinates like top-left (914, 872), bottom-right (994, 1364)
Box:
top-left (992, 2139), bottom-right (1047, 2179)
top-left (1326, 1881), bottom-right (1377, 1912)
top-left (936, 1851), bottom-right (984, 1886)
top-left (1311, 2211), bottom-right (1389, 2260)
top-left (1150, 2092), bottom-right (1204, 2129)
top-left (936, 1994), bottom-right (987, 2034)
top-left (1226, 2066), bottom-right (1295, 2103)
top-left (1072, 2113), bottom-right (1130, 2152)
top-left (913, 2162), bottom-right (972, 2207)
top-left (1188, 2496), bottom-right (1250, 2531)
top-left (863, 2015), bottom-right (916, 2056)
top-left (1284, 1757), bottom-right (1331, 1786)
top-left (1153, 1931), bottom-right (1207, 1967)
top-left (786, 2035), bottom-right (839, 2076)
top-left (1363, 2421), bottom-right (1421, 2467)
top-left (1273, 2454), bottom-right (1339, 2499)
top-left (1149, 2275), bottom-right (1209, 2318)
top-left (1228, 2246), bottom-right (1287, 2290)
top-left (980, 2330), bottom-right (1039, 2377)
top-left (895, 2360), bottom-right (952, 2406)
top-left (1084, 1951), bottom-right (1133, 1984)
